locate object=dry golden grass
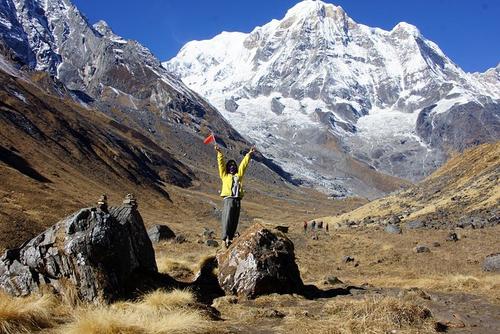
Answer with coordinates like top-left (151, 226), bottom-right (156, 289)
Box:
top-left (59, 289), bottom-right (209, 334)
top-left (0, 292), bottom-right (59, 334)
top-left (363, 274), bottom-right (500, 301)
top-left (138, 289), bottom-right (195, 311)
top-left (156, 256), bottom-right (194, 277)
top-left (60, 308), bottom-right (207, 334)
top-left (307, 295), bottom-right (434, 334)
top-left (0, 289), bottom-right (209, 334)
top-left (212, 293), bottom-right (435, 334)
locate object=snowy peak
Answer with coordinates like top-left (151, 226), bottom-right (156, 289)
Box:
top-left (284, 0), bottom-right (348, 21)
top-left (93, 20), bottom-right (113, 36)
top-left (391, 22), bottom-right (421, 37)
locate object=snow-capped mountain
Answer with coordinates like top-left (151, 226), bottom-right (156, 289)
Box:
top-left (0, 0), bottom-right (246, 140)
top-left (0, 0), bottom-right (319, 191)
top-left (165, 0), bottom-right (500, 195)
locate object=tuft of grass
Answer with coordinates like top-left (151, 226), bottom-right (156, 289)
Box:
top-left (0, 292), bottom-right (58, 334)
top-left (282, 296), bottom-right (434, 334)
top-left (138, 289), bottom-right (195, 311)
top-left (156, 257), bottom-right (194, 279)
top-left (60, 289), bottom-right (208, 334)
top-left (59, 308), bottom-right (145, 334)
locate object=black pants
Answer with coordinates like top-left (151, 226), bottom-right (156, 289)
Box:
top-left (221, 197), bottom-right (241, 241)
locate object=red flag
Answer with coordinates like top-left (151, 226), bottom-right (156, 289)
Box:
top-left (203, 133), bottom-right (215, 145)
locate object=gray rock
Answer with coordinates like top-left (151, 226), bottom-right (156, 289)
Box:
top-left (406, 220), bottom-right (425, 229)
top-left (275, 225), bottom-right (289, 233)
top-left (446, 232), bottom-right (459, 242)
top-left (147, 224), bottom-right (176, 243)
top-left (216, 223), bottom-right (303, 299)
top-left (416, 101), bottom-right (500, 153)
top-left (385, 224), bottom-right (402, 234)
top-left (202, 228), bottom-right (216, 239)
top-left (205, 239), bottom-right (219, 248)
top-left (387, 215), bottom-right (401, 225)
top-left (0, 206), bottom-right (157, 302)
top-left (174, 234), bottom-right (187, 244)
top-left (342, 256), bottom-right (355, 263)
top-left (483, 253), bottom-right (500, 272)
top-left (262, 309), bottom-right (286, 318)
top-left (271, 97), bottom-right (285, 115)
top-left (224, 98), bottom-right (239, 112)
top-left (324, 275), bottom-right (344, 285)
top-left (414, 245), bottom-right (431, 253)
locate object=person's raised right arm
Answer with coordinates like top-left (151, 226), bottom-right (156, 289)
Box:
top-left (215, 145), bottom-right (226, 179)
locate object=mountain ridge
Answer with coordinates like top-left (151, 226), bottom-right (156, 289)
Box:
top-left (165, 0), bottom-right (500, 196)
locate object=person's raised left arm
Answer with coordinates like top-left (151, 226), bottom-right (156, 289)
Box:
top-left (238, 147), bottom-right (255, 178)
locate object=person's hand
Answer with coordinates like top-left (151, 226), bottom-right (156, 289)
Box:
top-left (249, 146), bottom-right (256, 155)
top-left (214, 145), bottom-right (222, 153)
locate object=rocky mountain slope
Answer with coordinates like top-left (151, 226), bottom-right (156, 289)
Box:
top-left (0, 43), bottom-right (367, 252)
top-left (0, 0), bottom-right (311, 249)
top-left (165, 0), bottom-right (500, 195)
top-left (319, 141), bottom-right (500, 228)
top-left (0, 0), bottom-right (243, 143)
top-left (0, 0), bottom-right (411, 201)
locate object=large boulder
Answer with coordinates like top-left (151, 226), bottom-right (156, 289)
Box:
top-left (216, 223), bottom-right (303, 299)
top-left (483, 253), bottom-right (500, 272)
top-left (147, 224), bottom-right (176, 243)
top-left (0, 201), bottom-right (157, 303)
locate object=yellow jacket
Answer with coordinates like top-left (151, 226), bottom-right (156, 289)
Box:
top-left (217, 151), bottom-right (251, 198)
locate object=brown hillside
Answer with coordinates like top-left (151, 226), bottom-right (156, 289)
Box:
top-left (0, 59), bottom-right (367, 251)
top-left (319, 141), bottom-right (500, 226)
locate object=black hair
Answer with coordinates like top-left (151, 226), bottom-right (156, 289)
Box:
top-left (226, 159), bottom-right (237, 173)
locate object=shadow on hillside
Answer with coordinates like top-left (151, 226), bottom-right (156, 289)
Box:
top-left (0, 145), bottom-right (51, 183)
top-left (126, 256), bottom-right (224, 306)
top-left (300, 284), bottom-right (365, 300)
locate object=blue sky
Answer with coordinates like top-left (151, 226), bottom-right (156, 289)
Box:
top-left (72, 0), bottom-right (499, 72)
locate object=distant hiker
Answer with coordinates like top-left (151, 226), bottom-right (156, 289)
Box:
top-left (215, 144), bottom-right (255, 248)
top-left (326, 223), bottom-right (329, 232)
top-left (318, 221), bottom-right (323, 229)
top-left (303, 221), bottom-right (308, 233)
top-left (311, 220), bottom-right (316, 229)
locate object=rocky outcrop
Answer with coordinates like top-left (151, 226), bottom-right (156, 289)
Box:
top-left (216, 223), bottom-right (303, 299)
top-left (225, 98), bottom-right (239, 112)
top-left (147, 224), bottom-right (176, 243)
top-left (483, 253), bottom-right (500, 272)
top-left (416, 101), bottom-right (500, 152)
top-left (0, 196), bottom-right (157, 303)
top-left (271, 97), bottom-right (285, 115)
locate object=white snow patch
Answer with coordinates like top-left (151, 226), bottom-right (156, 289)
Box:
top-left (0, 16), bottom-right (13, 29)
top-left (11, 91), bottom-right (28, 103)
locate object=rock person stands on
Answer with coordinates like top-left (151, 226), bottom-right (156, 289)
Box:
top-left (215, 145), bottom-right (255, 248)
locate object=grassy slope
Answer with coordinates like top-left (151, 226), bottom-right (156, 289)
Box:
top-left (318, 141), bottom-right (500, 226)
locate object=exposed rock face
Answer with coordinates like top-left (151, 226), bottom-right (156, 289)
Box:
top-left (384, 225), bottom-right (402, 234)
top-left (216, 224), bottom-right (303, 299)
top-left (147, 224), bottom-right (176, 243)
top-left (483, 253), bottom-right (500, 272)
top-left (271, 97), bottom-right (285, 115)
top-left (0, 205), bottom-right (157, 302)
top-left (416, 101), bottom-right (500, 152)
top-left (225, 98), bottom-right (239, 112)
